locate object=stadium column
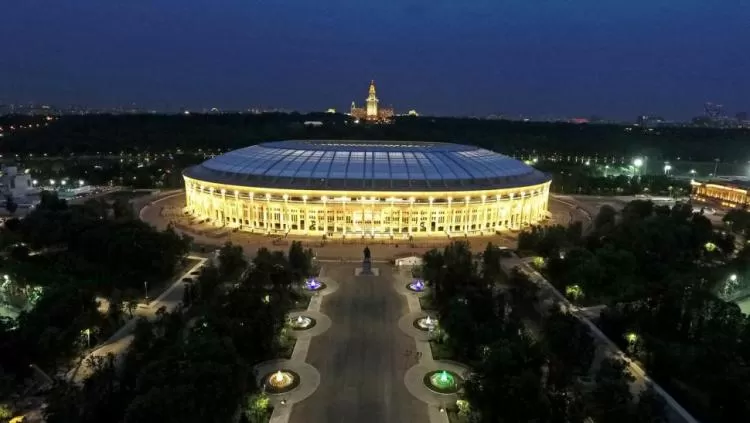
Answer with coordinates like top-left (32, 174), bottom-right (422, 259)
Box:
top-left (303, 196), bottom-right (308, 235)
top-left (409, 197), bottom-right (414, 236)
top-left (282, 194), bottom-right (288, 231)
top-left (264, 194), bottom-right (270, 232)
top-left (463, 196), bottom-right (470, 234)
top-left (249, 193), bottom-right (255, 229)
top-left (481, 195), bottom-right (487, 232)
top-left (389, 198), bottom-right (395, 236)
top-left (220, 189), bottom-right (226, 225)
top-left (447, 197), bottom-right (453, 235)
top-left (495, 195), bottom-right (501, 231)
top-left (428, 197), bottom-right (433, 234)
top-left (234, 191), bottom-right (239, 227)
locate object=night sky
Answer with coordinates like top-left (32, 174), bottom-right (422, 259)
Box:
top-left (2, 1), bottom-right (748, 119)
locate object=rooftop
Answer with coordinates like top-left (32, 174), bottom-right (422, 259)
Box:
top-left (183, 140), bottom-right (550, 191)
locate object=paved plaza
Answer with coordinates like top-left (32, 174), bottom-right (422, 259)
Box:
top-left (288, 264), bottom-right (429, 423)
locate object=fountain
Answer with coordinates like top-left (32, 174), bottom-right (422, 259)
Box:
top-left (407, 279), bottom-right (425, 292)
top-left (263, 369), bottom-right (300, 394)
top-left (288, 315), bottom-right (316, 330)
top-left (414, 316), bottom-right (438, 332)
top-left (304, 278), bottom-right (325, 291)
top-left (424, 370), bottom-right (462, 394)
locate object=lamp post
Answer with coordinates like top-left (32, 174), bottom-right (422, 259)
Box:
top-left (144, 281), bottom-right (149, 302)
top-left (632, 158), bottom-right (643, 180)
top-left (663, 164), bottom-right (672, 175)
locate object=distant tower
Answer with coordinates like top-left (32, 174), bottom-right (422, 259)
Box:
top-left (365, 80), bottom-right (379, 120)
top-left (704, 102), bottom-right (724, 119)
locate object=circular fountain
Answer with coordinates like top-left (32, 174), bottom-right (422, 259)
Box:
top-left (413, 316), bottom-right (438, 332)
top-left (424, 370), bottom-right (462, 394)
top-left (406, 279), bottom-right (426, 292)
top-left (288, 315), bottom-right (317, 330)
top-left (262, 369), bottom-right (300, 394)
top-left (304, 278), bottom-right (326, 292)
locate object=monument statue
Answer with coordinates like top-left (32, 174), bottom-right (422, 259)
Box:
top-left (361, 246), bottom-right (373, 275)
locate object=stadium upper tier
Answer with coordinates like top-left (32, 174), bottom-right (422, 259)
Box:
top-left (183, 140), bottom-right (548, 191)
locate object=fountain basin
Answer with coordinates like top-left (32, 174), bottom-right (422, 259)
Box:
top-left (413, 316), bottom-right (438, 332)
top-left (304, 278), bottom-right (326, 292)
top-left (423, 370), bottom-right (463, 394)
top-left (406, 279), bottom-right (426, 292)
top-left (288, 315), bottom-right (317, 331)
top-left (262, 369), bottom-right (301, 394)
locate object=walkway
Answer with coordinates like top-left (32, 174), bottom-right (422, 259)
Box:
top-left (67, 256), bottom-right (207, 384)
top-left (288, 264), bottom-right (428, 423)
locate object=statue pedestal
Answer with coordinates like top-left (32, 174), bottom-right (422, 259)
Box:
top-left (355, 258), bottom-right (379, 276)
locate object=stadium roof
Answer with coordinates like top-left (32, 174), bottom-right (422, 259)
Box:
top-left (183, 140), bottom-right (550, 191)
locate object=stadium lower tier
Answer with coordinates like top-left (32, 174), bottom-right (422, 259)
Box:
top-left (183, 178), bottom-right (550, 238)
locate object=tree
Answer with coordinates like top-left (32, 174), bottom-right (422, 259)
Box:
top-left (4, 196), bottom-right (17, 214)
top-left (217, 242), bottom-right (247, 280)
top-left (632, 386), bottom-right (667, 423)
top-left (288, 241), bottom-right (311, 281)
top-left (594, 204), bottom-right (617, 232)
top-left (543, 308), bottom-right (595, 390)
top-left (587, 358), bottom-right (634, 423)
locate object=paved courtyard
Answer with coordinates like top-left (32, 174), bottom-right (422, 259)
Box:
top-left (288, 264), bottom-right (429, 423)
top-left (140, 191), bottom-right (587, 261)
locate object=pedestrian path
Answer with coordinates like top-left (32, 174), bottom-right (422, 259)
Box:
top-left (393, 270), bottom-right (470, 423)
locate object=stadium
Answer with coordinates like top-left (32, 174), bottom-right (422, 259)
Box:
top-left (182, 140), bottom-right (551, 238)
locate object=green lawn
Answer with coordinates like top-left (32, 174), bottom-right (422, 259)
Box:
top-left (429, 340), bottom-right (456, 361)
top-left (419, 294), bottom-right (438, 311)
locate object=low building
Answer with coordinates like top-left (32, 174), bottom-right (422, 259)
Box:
top-left (395, 255), bottom-right (423, 267)
top-left (0, 166), bottom-right (34, 199)
top-left (691, 179), bottom-right (750, 209)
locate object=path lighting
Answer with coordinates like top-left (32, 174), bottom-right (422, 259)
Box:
top-left (663, 164), bottom-right (672, 175)
top-left (49, 179), bottom-right (55, 186)
top-left (83, 328), bottom-right (91, 348)
top-left (565, 284), bottom-right (583, 300)
top-left (633, 158), bottom-right (644, 168)
top-left (32, 180), bottom-right (38, 186)
top-left (61, 180), bottom-right (67, 186)
top-left (78, 179), bottom-right (84, 186)
top-left (625, 332), bottom-right (638, 344)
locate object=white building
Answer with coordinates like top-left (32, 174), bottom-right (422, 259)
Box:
top-left (395, 255), bottom-right (423, 267)
top-left (0, 166), bottom-right (33, 199)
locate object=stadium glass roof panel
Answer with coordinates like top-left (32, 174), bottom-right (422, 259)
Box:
top-left (184, 140), bottom-right (550, 191)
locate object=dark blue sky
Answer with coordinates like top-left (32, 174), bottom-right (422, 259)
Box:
top-left (2, 1), bottom-right (748, 119)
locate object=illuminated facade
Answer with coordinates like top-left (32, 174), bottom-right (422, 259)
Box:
top-left (350, 81), bottom-right (394, 121)
top-left (691, 180), bottom-right (750, 209)
top-left (183, 140), bottom-right (551, 239)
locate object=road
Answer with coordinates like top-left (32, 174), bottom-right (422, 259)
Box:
top-left (289, 264), bottom-right (428, 423)
top-left (67, 256), bottom-right (206, 384)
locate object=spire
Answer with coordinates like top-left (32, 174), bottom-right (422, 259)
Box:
top-left (368, 80), bottom-right (376, 97)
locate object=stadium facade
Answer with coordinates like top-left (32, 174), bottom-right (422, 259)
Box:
top-left (182, 140), bottom-right (551, 238)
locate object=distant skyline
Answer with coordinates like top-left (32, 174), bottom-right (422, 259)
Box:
top-left (2, 1), bottom-right (749, 119)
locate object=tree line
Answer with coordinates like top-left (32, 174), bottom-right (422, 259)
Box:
top-left (519, 199), bottom-right (750, 422)
top-left (421, 241), bottom-right (667, 422)
top-left (2, 113), bottom-right (750, 161)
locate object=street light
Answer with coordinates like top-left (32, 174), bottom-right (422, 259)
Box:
top-left (83, 328), bottom-right (91, 348)
top-left (633, 158), bottom-right (644, 168)
top-left (49, 179), bottom-right (55, 186)
top-left (78, 179), bottom-right (84, 186)
top-left (144, 281), bottom-right (148, 302)
top-left (663, 164), bottom-right (672, 175)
